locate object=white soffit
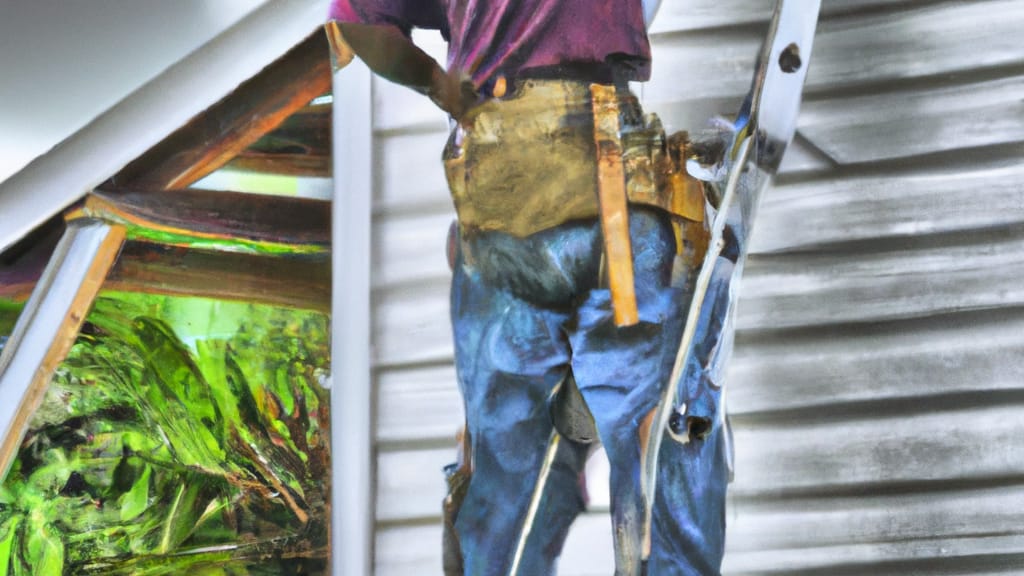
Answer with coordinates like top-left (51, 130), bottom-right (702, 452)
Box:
top-left (0, 0), bottom-right (331, 254)
top-left (0, 0), bottom-right (272, 185)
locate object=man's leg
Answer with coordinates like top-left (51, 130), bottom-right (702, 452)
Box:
top-left (646, 427), bottom-right (729, 576)
top-left (567, 208), bottom-right (686, 576)
top-left (569, 208), bottom-right (729, 575)
top-left (647, 257), bottom-right (735, 575)
top-left (570, 286), bottom-right (686, 576)
top-left (449, 255), bottom-right (588, 576)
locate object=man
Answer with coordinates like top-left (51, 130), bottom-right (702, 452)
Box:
top-left (327, 2), bottom-right (731, 574)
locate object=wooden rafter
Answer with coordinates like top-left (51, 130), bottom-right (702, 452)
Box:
top-left (105, 243), bottom-right (330, 313)
top-left (106, 30), bottom-right (331, 190)
top-left (83, 188), bottom-right (331, 248)
top-left (226, 102), bottom-right (332, 177)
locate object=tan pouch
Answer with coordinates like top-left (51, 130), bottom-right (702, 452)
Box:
top-left (443, 80), bottom-right (705, 237)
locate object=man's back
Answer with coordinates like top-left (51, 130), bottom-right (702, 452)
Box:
top-left (332, 0), bottom-right (653, 92)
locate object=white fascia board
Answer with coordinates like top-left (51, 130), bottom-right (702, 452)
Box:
top-left (0, 0), bottom-right (330, 254)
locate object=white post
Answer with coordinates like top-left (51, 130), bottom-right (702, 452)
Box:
top-left (331, 58), bottom-right (375, 576)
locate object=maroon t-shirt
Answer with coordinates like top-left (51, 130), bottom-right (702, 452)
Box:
top-left (330, 0), bottom-right (652, 89)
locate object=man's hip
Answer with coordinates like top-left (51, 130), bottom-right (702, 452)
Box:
top-left (442, 78), bottom-right (706, 239)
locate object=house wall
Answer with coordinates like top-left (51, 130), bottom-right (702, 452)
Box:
top-left (369, 2), bottom-right (1024, 574)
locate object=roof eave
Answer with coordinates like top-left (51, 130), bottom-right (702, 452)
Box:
top-left (0, 0), bottom-right (330, 254)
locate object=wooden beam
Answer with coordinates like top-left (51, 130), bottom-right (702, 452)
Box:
top-left (83, 188), bottom-right (330, 250)
top-left (227, 102), bottom-right (332, 177)
top-left (105, 242), bottom-right (330, 313)
top-left (226, 152), bottom-right (331, 177)
top-left (107, 30), bottom-right (332, 190)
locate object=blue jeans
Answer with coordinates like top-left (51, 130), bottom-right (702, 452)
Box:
top-left (449, 207), bottom-right (730, 575)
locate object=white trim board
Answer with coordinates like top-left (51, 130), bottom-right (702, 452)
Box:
top-left (330, 58), bottom-right (375, 576)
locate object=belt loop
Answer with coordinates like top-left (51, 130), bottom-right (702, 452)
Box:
top-left (492, 75), bottom-right (508, 98)
top-left (590, 83), bottom-right (639, 327)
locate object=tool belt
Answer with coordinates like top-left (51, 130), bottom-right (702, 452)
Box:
top-left (443, 78), bottom-right (705, 234)
top-left (443, 78), bottom-right (708, 324)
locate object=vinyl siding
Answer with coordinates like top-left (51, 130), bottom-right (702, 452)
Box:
top-left (369, 2), bottom-right (1024, 573)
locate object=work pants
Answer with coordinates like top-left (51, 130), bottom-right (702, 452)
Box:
top-left (449, 207), bottom-right (730, 575)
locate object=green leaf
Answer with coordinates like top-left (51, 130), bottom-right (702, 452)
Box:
top-left (131, 317), bottom-right (228, 470)
top-left (158, 478), bottom-right (213, 554)
top-left (118, 465), bottom-right (151, 522)
top-left (195, 341), bottom-right (250, 449)
top-left (23, 522), bottom-right (63, 576)
top-left (24, 451), bottom-right (73, 504)
top-left (0, 517), bottom-right (21, 576)
top-left (133, 317), bottom-right (222, 427)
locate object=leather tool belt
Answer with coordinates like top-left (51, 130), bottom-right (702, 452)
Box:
top-left (443, 78), bottom-right (709, 325)
top-left (443, 79), bottom-right (706, 237)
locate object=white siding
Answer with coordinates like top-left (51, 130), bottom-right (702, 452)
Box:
top-left (370, 3), bottom-right (1024, 574)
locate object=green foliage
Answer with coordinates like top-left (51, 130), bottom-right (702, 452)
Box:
top-left (118, 465), bottom-right (150, 522)
top-left (0, 299), bottom-right (23, 322)
top-left (0, 292), bottom-right (331, 574)
top-left (0, 518), bottom-right (19, 575)
top-left (0, 299), bottom-right (24, 353)
top-left (22, 522), bottom-right (63, 576)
